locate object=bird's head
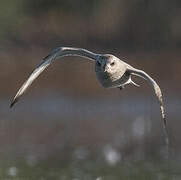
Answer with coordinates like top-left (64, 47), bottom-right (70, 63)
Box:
top-left (95, 54), bottom-right (120, 74)
top-left (95, 54), bottom-right (127, 88)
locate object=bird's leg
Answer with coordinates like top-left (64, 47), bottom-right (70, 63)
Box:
top-left (127, 76), bottom-right (140, 87)
top-left (130, 79), bottom-right (140, 87)
top-left (118, 85), bottom-right (125, 90)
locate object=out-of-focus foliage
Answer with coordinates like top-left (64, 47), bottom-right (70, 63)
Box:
top-left (24, 0), bottom-right (100, 16)
top-left (1, 0), bottom-right (181, 51)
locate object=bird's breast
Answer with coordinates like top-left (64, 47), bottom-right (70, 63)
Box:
top-left (96, 71), bottom-right (128, 88)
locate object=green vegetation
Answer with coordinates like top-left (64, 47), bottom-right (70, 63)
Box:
top-left (1, 0), bottom-right (181, 51)
top-left (0, 157), bottom-right (180, 180)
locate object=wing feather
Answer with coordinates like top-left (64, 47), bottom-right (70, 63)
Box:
top-left (10, 47), bottom-right (98, 107)
top-left (127, 66), bottom-right (169, 145)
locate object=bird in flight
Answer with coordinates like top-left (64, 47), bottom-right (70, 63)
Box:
top-left (10, 47), bottom-right (168, 144)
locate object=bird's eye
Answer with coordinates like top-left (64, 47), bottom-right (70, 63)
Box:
top-left (110, 62), bottom-right (115, 66)
top-left (97, 61), bottom-right (101, 66)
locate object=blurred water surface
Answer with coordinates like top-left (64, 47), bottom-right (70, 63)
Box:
top-left (0, 93), bottom-right (180, 179)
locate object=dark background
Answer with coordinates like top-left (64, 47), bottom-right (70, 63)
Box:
top-left (0, 0), bottom-right (180, 179)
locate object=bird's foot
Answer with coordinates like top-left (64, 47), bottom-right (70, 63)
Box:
top-left (119, 86), bottom-right (125, 90)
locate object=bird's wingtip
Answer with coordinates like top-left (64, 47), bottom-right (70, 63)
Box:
top-left (10, 100), bottom-right (15, 108)
top-left (10, 97), bottom-right (18, 108)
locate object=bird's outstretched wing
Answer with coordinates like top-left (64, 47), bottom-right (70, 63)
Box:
top-left (10, 47), bottom-right (98, 107)
top-left (127, 66), bottom-right (168, 145)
